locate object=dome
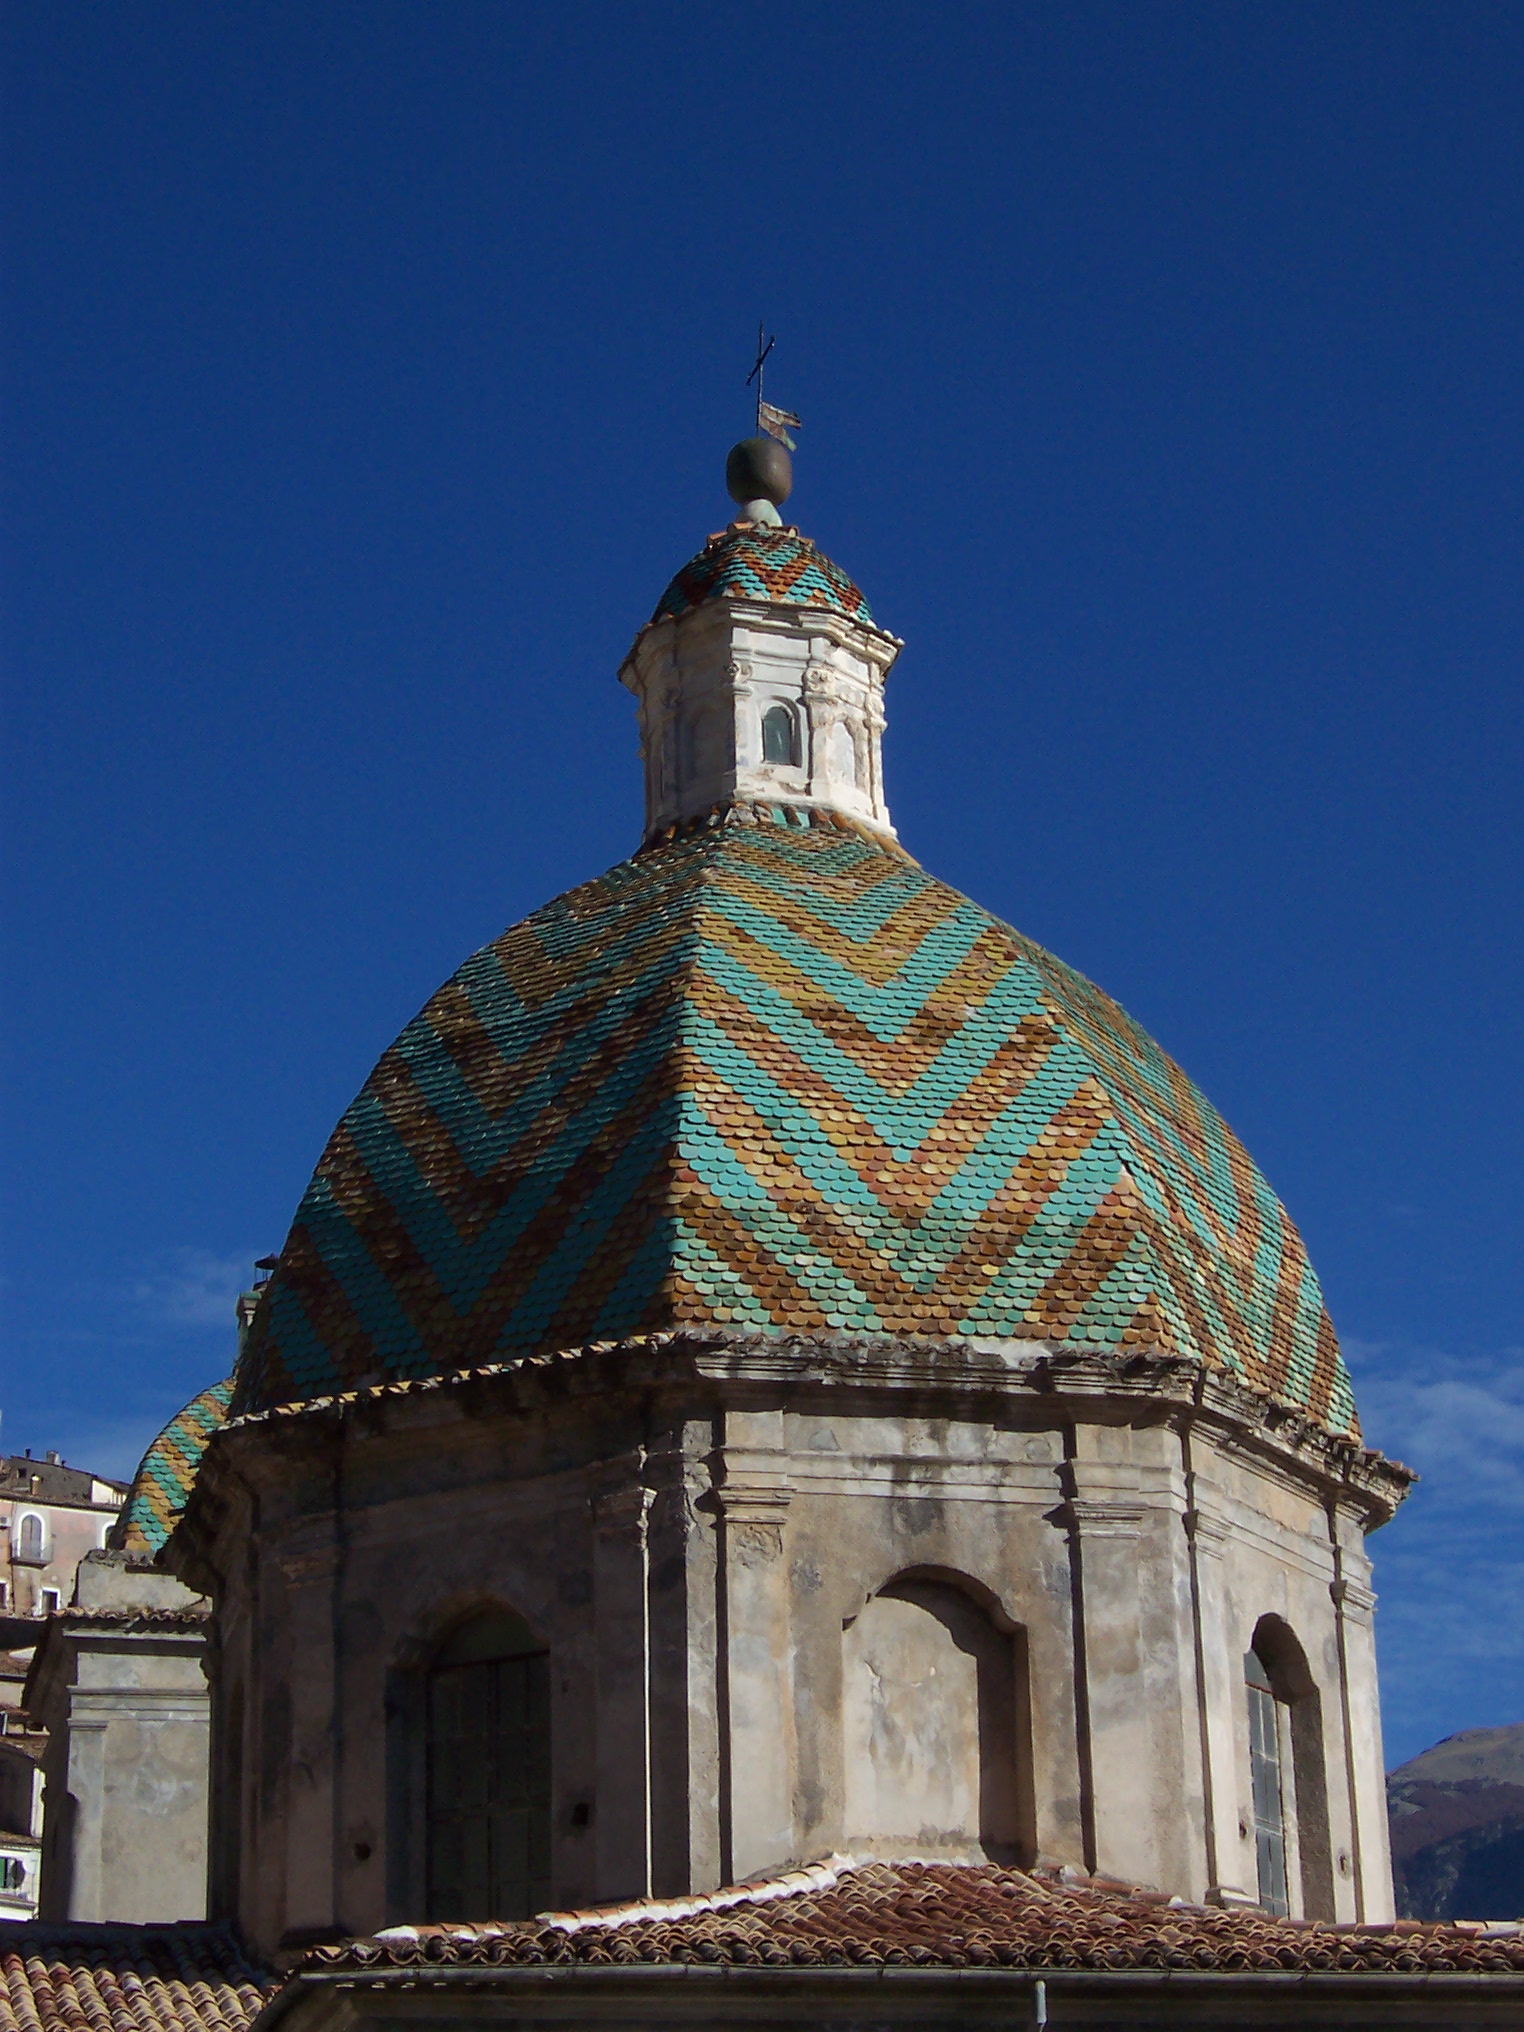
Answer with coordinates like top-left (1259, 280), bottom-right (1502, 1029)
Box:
top-left (653, 526), bottom-right (874, 626)
top-left (237, 810), bottom-right (1357, 1437)
top-left (115, 1377), bottom-right (233, 1557)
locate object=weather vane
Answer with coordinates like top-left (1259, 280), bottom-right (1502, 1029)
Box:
top-left (746, 321), bottom-right (800, 449)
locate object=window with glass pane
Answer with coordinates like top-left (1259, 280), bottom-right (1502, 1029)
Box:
top-left (426, 1616), bottom-right (550, 1921)
top-left (762, 704), bottom-right (798, 766)
top-left (1246, 1647), bottom-right (1288, 1915)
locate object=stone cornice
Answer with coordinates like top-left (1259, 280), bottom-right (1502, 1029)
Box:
top-left (622, 589), bottom-right (904, 677)
top-left (174, 1329), bottom-right (1410, 1586)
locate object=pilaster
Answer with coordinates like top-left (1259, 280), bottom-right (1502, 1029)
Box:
top-left (1332, 1551), bottom-right (1393, 1921)
top-left (1065, 1462), bottom-right (1154, 1886)
top-left (1186, 1497), bottom-right (1256, 1906)
top-left (62, 1710), bottom-right (107, 1919)
top-left (1060, 1426), bottom-right (1206, 1898)
top-left (277, 1524), bottom-right (340, 1941)
top-left (592, 1475), bottom-right (654, 1902)
top-left (713, 1410), bottom-right (795, 1883)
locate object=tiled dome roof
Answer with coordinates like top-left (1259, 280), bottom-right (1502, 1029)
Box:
top-left (116, 1377), bottom-right (233, 1557)
top-left (236, 814), bottom-right (1357, 1437)
top-left (653, 527), bottom-right (874, 625)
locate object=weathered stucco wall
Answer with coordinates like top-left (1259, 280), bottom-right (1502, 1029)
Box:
top-left (179, 1340), bottom-right (1403, 1958)
top-left (29, 1555), bottom-right (211, 1923)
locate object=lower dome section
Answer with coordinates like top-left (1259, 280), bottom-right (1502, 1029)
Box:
top-left (115, 1377), bottom-right (234, 1557)
top-left (237, 808), bottom-right (1357, 1436)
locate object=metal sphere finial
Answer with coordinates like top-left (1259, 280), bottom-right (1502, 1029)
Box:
top-left (726, 437), bottom-right (792, 526)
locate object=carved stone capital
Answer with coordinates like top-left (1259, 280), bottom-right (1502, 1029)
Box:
top-left (1066, 1497), bottom-right (1145, 1541)
top-left (713, 1437), bottom-right (792, 1545)
top-left (1206, 1883), bottom-right (1261, 1909)
top-left (1331, 1576), bottom-right (1377, 1627)
top-left (1185, 1506), bottom-right (1233, 1558)
top-left (277, 1546), bottom-right (339, 1588)
top-left (592, 1483), bottom-right (654, 1542)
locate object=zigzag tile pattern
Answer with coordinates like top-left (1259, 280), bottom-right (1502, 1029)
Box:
top-left (652, 527), bottom-right (874, 625)
top-left (237, 815), bottom-right (1357, 1436)
top-left (117, 1379), bottom-right (234, 1556)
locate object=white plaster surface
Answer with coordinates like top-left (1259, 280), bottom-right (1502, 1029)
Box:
top-left (619, 586), bottom-right (902, 837)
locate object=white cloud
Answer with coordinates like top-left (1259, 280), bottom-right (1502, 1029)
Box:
top-left (131, 1247), bottom-right (256, 1330)
top-left (1343, 1338), bottom-right (1524, 1764)
top-left (1348, 1337), bottom-right (1524, 1503)
top-left (28, 1411), bottom-right (169, 1485)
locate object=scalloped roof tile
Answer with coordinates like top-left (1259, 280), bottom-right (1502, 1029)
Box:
top-left (237, 813), bottom-right (1357, 1436)
top-left (652, 527), bottom-right (874, 625)
top-left (116, 1380), bottom-right (234, 1558)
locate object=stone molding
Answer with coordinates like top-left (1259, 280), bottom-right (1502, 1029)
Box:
top-left (277, 1547), bottom-right (340, 1588)
top-left (1331, 1576), bottom-right (1378, 1628)
top-left (1064, 1498), bottom-right (1147, 1541)
top-left (711, 1450), bottom-right (792, 1537)
top-left (1184, 1507), bottom-right (1234, 1558)
top-left (174, 1330), bottom-right (1410, 1589)
top-left (592, 1483), bottom-right (654, 1544)
top-left (69, 1691), bottom-right (209, 1723)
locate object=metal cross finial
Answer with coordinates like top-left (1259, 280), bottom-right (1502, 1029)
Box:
top-left (745, 321), bottom-right (800, 451)
top-left (745, 320), bottom-right (776, 434)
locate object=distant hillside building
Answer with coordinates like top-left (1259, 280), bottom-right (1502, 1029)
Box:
top-left (0, 1449), bottom-right (127, 1918)
top-left (0, 1723), bottom-right (43, 1918)
top-left (0, 1452), bottom-right (126, 1631)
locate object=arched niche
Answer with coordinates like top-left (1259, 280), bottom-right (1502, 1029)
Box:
top-left (1246, 1614), bottom-right (1334, 1921)
top-left (683, 703), bottom-right (734, 784)
top-left (841, 1572), bottom-right (1032, 1864)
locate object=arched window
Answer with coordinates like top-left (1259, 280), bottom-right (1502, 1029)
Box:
top-left (426, 1607), bottom-right (550, 1921)
top-left (1245, 1618), bottom-right (1334, 1920)
top-left (15, 1513), bottom-right (43, 1564)
top-left (761, 704), bottom-right (799, 767)
top-left (1245, 1644), bottom-right (1288, 1914)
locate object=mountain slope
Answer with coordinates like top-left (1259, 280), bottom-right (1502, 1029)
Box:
top-left (1389, 1725), bottom-right (1524, 1919)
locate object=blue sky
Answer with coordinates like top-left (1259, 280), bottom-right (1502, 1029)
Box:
top-left (2, 2), bottom-right (1520, 1769)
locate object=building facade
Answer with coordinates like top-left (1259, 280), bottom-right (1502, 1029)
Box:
top-left (0, 1449), bottom-right (131, 1918)
top-left (0, 1727), bottom-right (43, 1918)
top-left (0, 1452), bottom-right (125, 1627)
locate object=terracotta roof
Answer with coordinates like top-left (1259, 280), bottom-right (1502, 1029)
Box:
top-left (652, 527), bottom-right (874, 626)
top-left (0, 1460), bottom-right (125, 1510)
top-left (0, 1922), bottom-right (277, 2032)
top-left (308, 1858), bottom-right (1524, 1975)
top-left (239, 810), bottom-right (1359, 1437)
top-left (116, 1383), bottom-right (233, 1558)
